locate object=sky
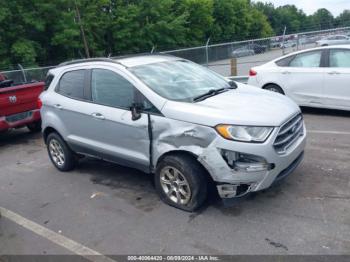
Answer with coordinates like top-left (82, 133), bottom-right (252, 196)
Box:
top-left (253, 0), bottom-right (349, 16)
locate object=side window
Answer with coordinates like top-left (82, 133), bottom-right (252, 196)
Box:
top-left (289, 51), bottom-right (322, 67)
top-left (141, 95), bottom-right (161, 114)
top-left (330, 49), bottom-right (350, 68)
top-left (44, 74), bottom-right (54, 90)
top-left (91, 69), bottom-right (134, 109)
top-left (275, 55), bottom-right (295, 67)
top-left (58, 70), bottom-right (85, 99)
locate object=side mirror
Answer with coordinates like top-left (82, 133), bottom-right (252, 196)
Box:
top-left (228, 80), bottom-right (237, 89)
top-left (130, 103), bottom-right (142, 121)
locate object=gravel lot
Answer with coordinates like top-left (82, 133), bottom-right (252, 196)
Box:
top-left (0, 107), bottom-right (350, 256)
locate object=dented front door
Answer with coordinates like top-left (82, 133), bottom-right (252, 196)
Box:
top-left (81, 67), bottom-right (150, 171)
top-left (85, 103), bottom-right (150, 171)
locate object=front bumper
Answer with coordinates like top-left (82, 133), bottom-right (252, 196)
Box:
top-left (0, 109), bottom-right (41, 132)
top-left (198, 121), bottom-right (306, 198)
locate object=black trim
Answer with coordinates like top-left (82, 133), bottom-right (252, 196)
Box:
top-left (321, 49), bottom-right (329, 67)
top-left (147, 114), bottom-right (154, 173)
top-left (274, 151), bottom-right (304, 183)
top-left (85, 69), bottom-right (92, 101)
top-left (68, 141), bottom-right (150, 173)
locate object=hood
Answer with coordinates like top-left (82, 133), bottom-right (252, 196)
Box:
top-left (161, 83), bottom-right (300, 127)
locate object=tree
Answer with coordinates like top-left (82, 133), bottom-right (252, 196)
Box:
top-left (176, 0), bottom-right (214, 46)
top-left (0, 0), bottom-right (346, 70)
top-left (311, 8), bottom-right (334, 30)
top-left (335, 10), bottom-right (350, 27)
top-left (212, 0), bottom-right (260, 42)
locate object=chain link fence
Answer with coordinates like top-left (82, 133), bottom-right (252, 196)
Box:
top-left (162, 26), bottom-right (350, 76)
top-left (1, 26), bottom-right (350, 85)
top-left (0, 66), bottom-right (55, 87)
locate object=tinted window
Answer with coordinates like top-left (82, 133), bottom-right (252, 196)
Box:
top-left (330, 49), bottom-right (350, 67)
top-left (275, 55), bottom-right (295, 67)
top-left (289, 51), bottom-right (322, 67)
top-left (44, 74), bottom-right (54, 90)
top-left (141, 96), bottom-right (161, 114)
top-left (91, 69), bottom-right (134, 108)
top-left (58, 70), bottom-right (85, 99)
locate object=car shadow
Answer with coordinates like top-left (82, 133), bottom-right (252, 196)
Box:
top-left (301, 106), bottom-right (350, 117)
top-left (78, 156), bottom-right (289, 214)
top-left (0, 128), bottom-right (41, 147)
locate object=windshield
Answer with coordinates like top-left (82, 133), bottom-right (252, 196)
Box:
top-left (129, 60), bottom-right (230, 102)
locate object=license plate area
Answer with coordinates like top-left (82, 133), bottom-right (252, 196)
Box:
top-left (5, 111), bottom-right (33, 123)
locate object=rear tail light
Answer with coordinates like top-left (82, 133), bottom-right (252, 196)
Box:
top-left (37, 98), bottom-right (43, 109)
top-left (249, 69), bottom-right (257, 76)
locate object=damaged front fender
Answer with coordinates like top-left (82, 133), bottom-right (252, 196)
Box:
top-left (151, 115), bottom-right (217, 169)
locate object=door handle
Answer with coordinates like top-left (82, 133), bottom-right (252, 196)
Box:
top-left (54, 104), bottom-right (63, 110)
top-left (281, 71), bottom-right (291, 74)
top-left (91, 112), bottom-right (105, 120)
top-left (328, 71), bottom-right (340, 75)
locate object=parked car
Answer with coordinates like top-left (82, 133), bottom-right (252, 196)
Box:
top-left (270, 41), bottom-right (281, 48)
top-left (0, 73), bottom-right (44, 133)
top-left (231, 46), bottom-right (255, 58)
top-left (40, 55), bottom-right (306, 211)
top-left (280, 40), bottom-right (297, 48)
top-left (248, 45), bottom-right (350, 111)
top-left (316, 35), bottom-right (350, 46)
top-left (248, 43), bottom-right (267, 54)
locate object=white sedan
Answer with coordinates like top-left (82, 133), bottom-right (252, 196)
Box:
top-left (316, 35), bottom-right (350, 46)
top-left (247, 45), bottom-right (350, 111)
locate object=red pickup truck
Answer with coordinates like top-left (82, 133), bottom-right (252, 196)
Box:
top-left (0, 74), bottom-right (44, 133)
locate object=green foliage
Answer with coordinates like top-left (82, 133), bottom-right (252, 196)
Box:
top-left (311, 8), bottom-right (334, 30)
top-left (0, 0), bottom-right (348, 69)
top-left (335, 10), bottom-right (350, 27)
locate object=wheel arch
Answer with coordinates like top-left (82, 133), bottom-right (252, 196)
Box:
top-left (155, 150), bottom-right (215, 186)
top-left (262, 83), bottom-right (285, 94)
top-left (43, 126), bottom-right (60, 143)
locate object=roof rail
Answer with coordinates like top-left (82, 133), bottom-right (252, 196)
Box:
top-left (110, 52), bottom-right (175, 60)
top-left (58, 57), bottom-right (122, 67)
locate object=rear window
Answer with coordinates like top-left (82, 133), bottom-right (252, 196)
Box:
top-left (44, 74), bottom-right (54, 90)
top-left (289, 51), bottom-right (322, 68)
top-left (275, 55), bottom-right (295, 67)
top-left (330, 49), bottom-right (350, 67)
top-left (57, 70), bottom-right (85, 99)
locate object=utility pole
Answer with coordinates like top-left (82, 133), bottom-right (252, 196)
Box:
top-left (282, 26), bottom-right (287, 55)
top-left (205, 37), bottom-right (210, 67)
top-left (74, 0), bottom-right (90, 58)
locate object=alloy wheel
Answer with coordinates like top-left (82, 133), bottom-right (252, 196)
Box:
top-left (160, 166), bottom-right (191, 205)
top-left (49, 139), bottom-right (65, 166)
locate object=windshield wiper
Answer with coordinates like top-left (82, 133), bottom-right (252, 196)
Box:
top-left (193, 86), bottom-right (235, 102)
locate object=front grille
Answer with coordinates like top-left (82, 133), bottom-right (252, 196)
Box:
top-left (274, 114), bottom-right (304, 154)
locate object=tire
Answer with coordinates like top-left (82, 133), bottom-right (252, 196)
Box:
top-left (46, 132), bottom-right (76, 172)
top-left (155, 154), bottom-right (207, 212)
top-left (27, 120), bottom-right (42, 132)
top-left (264, 84), bottom-right (284, 94)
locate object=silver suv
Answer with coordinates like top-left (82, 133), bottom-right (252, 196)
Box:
top-left (40, 55), bottom-right (306, 211)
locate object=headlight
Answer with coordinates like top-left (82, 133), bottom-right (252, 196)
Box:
top-left (215, 125), bottom-right (273, 142)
